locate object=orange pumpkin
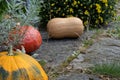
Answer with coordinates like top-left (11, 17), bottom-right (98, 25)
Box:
top-left (0, 47), bottom-right (48, 80)
top-left (11, 25), bottom-right (42, 54)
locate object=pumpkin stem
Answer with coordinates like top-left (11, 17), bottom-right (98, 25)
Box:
top-left (8, 45), bottom-right (14, 56)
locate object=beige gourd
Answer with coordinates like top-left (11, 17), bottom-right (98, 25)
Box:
top-left (47, 17), bottom-right (84, 39)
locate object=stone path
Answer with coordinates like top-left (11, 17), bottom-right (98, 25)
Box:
top-left (32, 29), bottom-right (120, 80)
top-left (57, 38), bottom-right (120, 80)
top-left (31, 2), bottom-right (120, 80)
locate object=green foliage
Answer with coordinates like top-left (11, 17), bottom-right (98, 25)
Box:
top-left (5, 0), bottom-right (41, 26)
top-left (0, 0), bottom-right (41, 25)
top-left (0, 0), bottom-right (25, 47)
top-left (83, 38), bottom-right (94, 48)
top-left (115, 15), bottom-right (120, 21)
top-left (92, 61), bottom-right (120, 77)
top-left (0, 0), bottom-right (8, 21)
top-left (22, 0), bottom-right (41, 26)
top-left (0, 0), bottom-right (41, 50)
top-left (38, 60), bottom-right (47, 67)
top-left (106, 15), bottom-right (120, 38)
top-left (40, 0), bottom-right (118, 28)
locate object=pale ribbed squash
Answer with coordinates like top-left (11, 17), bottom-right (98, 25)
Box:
top-left (47, 17), bottom-right (84, 39)
top-left (0, 50), bottom-right (48, 80)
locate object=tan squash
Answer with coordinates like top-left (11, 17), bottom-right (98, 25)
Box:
top-left (0, 46), bottom-right (48, 80)
top-left (47, 17), bottom-right (84, 39)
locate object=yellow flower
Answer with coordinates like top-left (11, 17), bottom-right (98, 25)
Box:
top-left (105, 3), bottom-right (108, 7)
top-left (84, 21), bottom-right (88, 25)
top-left (78, 1), bottom-right (80, 4)
top-left (62, 13), bottom-right (65, 16)
top-left (95, 20), bottom-right (99, 24)
top-left (73, 0), bottom-right (77, 5)
top-left (96, 4), bottom-right (101, 13)
top-left (110, 6), bottom-right (113, 9)
top-left (65, 0), bottom-right (68, 2)
top-left (105, 22), bottom-right (108, 25)
top-left (67, 5), bottom-right (69, 7)
top-left (112, 11), bottom-right (116, 16)
top-left (96, 4), bottom-right (101, 9)
top-left (102, 11), bottom-right (105, 13)
top-left (67, 10), bottom-right (69, 12)
top-left (113, 12), bottom-right (116, 16)
top-left (99, 16), bottom-right (103, 22)
top-left (56, 8), bottom-right (59, 13)
top-left (84, 10), bottom-right (89, 15)
top-left (69, 8), bottom-right (74, 13)
top-left (80, 4), bottom-right (83, 6)
top-left (75, 5), bottom-right (78, 8)
top-left (84, 6), bottom-right (86, 9)
top-left (51, 3), bottom-right (55, 6)
top-left (97, 9), bottom-right (101, 13)
top-left (101, 0), bottom-right (108, 3)
top-left (90, 5), bottom-right (92, 8)
top-left (58, 8), bottom-right (61, 11)
top-left (56, 11), bottom-right (58, 14)
top-left (51, 10), bottom-right (53, 12)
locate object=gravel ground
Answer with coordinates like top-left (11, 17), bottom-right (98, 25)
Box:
top-left (32, 31), bottom-right (94, 67)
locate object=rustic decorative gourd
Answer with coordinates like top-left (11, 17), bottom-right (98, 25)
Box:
top-left (47, 17), bottom-right (84, 39)
top-left (11, 25), bottom-right (42, 54)
top-left (0, 46), bottom-right (48, 80)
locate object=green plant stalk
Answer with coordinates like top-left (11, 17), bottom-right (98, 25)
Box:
top-left (92, 62), bottom-right (120, 77)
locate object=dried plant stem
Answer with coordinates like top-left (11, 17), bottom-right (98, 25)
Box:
top-left (8, 45), bottom-right (14, 56)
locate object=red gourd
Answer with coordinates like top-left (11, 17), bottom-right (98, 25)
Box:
top-left (13, 26), bottom-right (42, 54)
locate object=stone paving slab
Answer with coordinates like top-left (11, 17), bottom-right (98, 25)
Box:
top-left (57, 38), bottom-right (120, 80)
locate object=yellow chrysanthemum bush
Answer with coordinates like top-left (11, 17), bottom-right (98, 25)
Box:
top-left (40, 0), bottom-right (118, 28)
